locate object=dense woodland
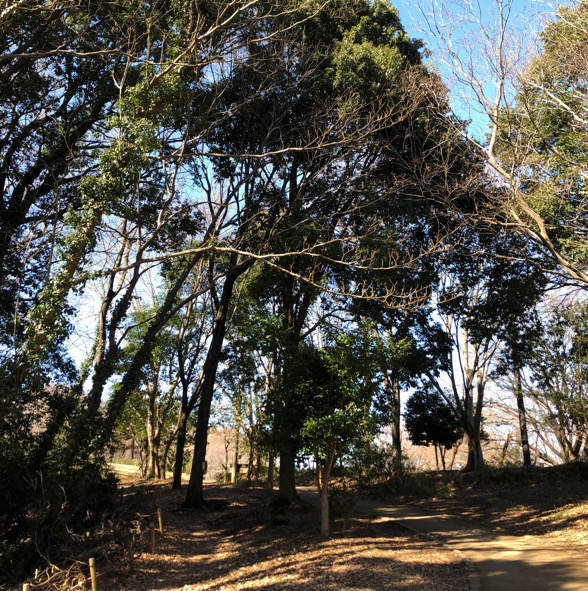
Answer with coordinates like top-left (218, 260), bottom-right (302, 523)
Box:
top-left (0, 0), bottom-right (586, 583)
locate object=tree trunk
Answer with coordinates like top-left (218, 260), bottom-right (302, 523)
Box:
top-left (320, 481), bottom-right (330, 537)
top-left (172, 408), bottom-right (188, 489)
top-left (463, 381), bottom-right (485, 472)
top-left (434, 445), bottom-right (439, 470)
top-left (318, 447), bottom-right (335, 537)
top-left (464, 431), bottom-right (484, 471)
top-left (384, 371), bottom-right (402, 473)
top-left (184, 263), bottom-right (250, 507)
top-left (391, 376), bottom-right (402, 471)
top-left (278, 443), bottom-right (297, 503)
top-left (500, 432), bottom-right (512, 466)
top-left (514, 367), bottom-right (531, 467)
top-left (146, 401), bottom-right (156, 479)
top-left (231, 430), bottom-right (240, 485)
top-left (448, 438), bottom-right (461, 470)
top-left (266, 451), bottom-right (274, 490)
top-left (156, 450), bottom-right (162, 479)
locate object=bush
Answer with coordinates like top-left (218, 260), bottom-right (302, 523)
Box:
top-left (0, 461), bottom-right (118, 585)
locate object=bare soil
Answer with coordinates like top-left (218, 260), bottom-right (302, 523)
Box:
top-left (107, 481), bottom-right (470, 591)
top-left (391, 463), bottom-right (588, 550)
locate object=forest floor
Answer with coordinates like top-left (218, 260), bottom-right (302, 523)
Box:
top-left (104, 479), bottom-right (471, 591)
top-left (380, 463), bottom-right (588, 550)
top-left (19, 464), bottom-right (587, 590)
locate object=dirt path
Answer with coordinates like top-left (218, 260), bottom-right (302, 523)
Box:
top-left (353, 498), bottom-right (588, 591)
top-left (116, 484), bottom-right (471, 590)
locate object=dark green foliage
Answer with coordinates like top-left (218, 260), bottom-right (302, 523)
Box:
top-left (405, 388), bottom-right (462, 451)
top-left (0, 462), bottom-right (117, 584)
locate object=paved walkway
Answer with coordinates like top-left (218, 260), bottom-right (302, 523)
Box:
top-left (353, 498), bottom-right (588, 591)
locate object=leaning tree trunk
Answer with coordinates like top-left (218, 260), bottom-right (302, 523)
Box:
top-left (184, 263), bottom-right (250, 507)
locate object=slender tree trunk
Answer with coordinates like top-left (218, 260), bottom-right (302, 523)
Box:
top-left (391, 377), bottom-right (402, 472)
top-left (156, 446), bottom-right (162, 479)
top-left (172, 407), bottom-right (189, 489)
top-left (140, 440), bottom-right (148, 477)
top-left (184, 263), bottom-right (250, 507)
top-left (247, 432), bottom-right (255, 485)
top-left (318, 447), bottom-right (335, 537)
top-left (231, 430), bottom-right (240, 485)
top-left (448, 439), bottom-right (461, 470)
top-left (434, 445), bottom-right (439, 470)
top-left (161, 438), bottom-right (172, 480)
top-left (266, 451), bottom-right (274, 490)
top-left (146, 401), bottom-right (156, 479)
top-left (514, 366), bottom-right (531, 466)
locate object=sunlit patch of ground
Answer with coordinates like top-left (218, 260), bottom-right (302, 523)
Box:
top-left (112, 484), bottom-right (469, 591)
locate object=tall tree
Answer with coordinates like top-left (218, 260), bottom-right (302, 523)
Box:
top-left (524, 300), bottom-right (588, 463)
top-left (425, 230), bottom-right (545, 471)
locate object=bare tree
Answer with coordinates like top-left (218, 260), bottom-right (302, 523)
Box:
top-left (416, 0), bottom-right (588, 287)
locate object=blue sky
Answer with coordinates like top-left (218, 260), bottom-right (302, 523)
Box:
top-left (393, 0), bottom-right (563, 140)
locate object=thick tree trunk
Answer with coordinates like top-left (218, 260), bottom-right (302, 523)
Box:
top-left (184, 263), bottom-right (250, 507)
top-left (514, 367), bottom-right (532, 466)
top-left (278, 443), bottom-right (297, 503)
top-left (464, 432), bottom-right (484, 471)
top-left (463, 379), bottom-right (485, 472)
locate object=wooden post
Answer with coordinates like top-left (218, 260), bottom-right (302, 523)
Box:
top-left (89, 557), bottom-right (98, 591)
top-left (156, 507), bottom-right (164, 537)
